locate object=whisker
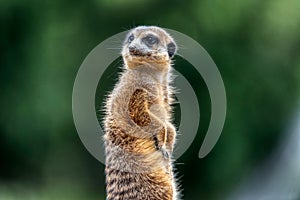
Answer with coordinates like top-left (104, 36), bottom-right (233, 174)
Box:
top-left (107, 48), bottom-right (123, 50)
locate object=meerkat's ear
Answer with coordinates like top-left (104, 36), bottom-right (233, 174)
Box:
top-left (167, 42), bottom-right (177, 58)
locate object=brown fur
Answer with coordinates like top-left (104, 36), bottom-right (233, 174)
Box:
top-left (104, 26), bottom-right (179, 200)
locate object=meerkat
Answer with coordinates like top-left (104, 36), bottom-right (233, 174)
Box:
top-left (103, 26), bottom-right (179, 200)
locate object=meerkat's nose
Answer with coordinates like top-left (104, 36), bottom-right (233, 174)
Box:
top-left (129, 45), bottom-right (136, 53)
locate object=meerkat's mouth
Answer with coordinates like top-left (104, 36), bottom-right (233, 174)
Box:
top-left (128, 50), bottom-right (166, 62)
top-left (125, 47), bottom-right (169, 64)
top-left (129, 49), bottom-right (152, 57)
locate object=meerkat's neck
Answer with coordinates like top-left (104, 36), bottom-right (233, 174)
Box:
top-left (127, 63), bottom-right (171, 85)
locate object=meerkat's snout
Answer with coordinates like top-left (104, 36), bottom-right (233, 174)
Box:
top-left (128, 45), bottom-right (150, 57)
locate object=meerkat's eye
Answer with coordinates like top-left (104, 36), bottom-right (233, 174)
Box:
top-left (128, 34), bottom-right (134, 43)
top-left (143, 34), bottom-right (158, 46)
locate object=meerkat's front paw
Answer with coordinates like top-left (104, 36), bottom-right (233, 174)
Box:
top-left (166, 122), bottom-right (176, 153)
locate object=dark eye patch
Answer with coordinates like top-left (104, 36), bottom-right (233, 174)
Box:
top-left (167, 42), bottom-right (177, 58)
top-left (143, 34), bottom-right (159, 46)
top-left (128, 34), bottom-right (134, 43)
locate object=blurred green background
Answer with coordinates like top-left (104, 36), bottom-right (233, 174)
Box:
top-left (1, 0), bottom-right (300, 199)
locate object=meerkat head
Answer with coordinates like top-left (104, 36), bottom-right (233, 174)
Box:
top-left (122, 26), bottom-right (177, 71)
